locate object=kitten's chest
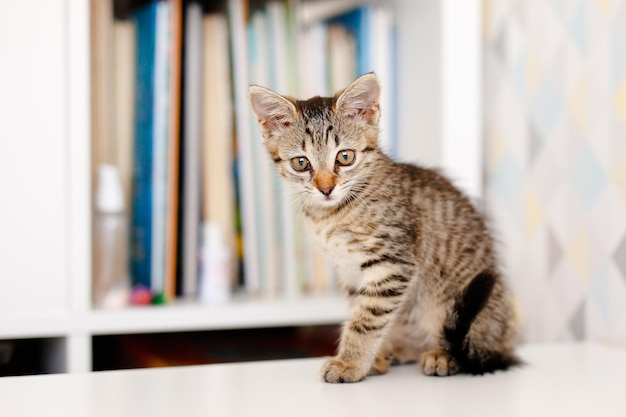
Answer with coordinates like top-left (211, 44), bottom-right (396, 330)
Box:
top-left (309, 221), bottom-right (353, 258)
top-left (307, 218), bottom-right (371, 288)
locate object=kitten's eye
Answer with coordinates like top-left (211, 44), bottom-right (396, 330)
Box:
top-left (336, 150), bottom-right (356, 166)
top-left (290, 156), bottom-right (311, 172)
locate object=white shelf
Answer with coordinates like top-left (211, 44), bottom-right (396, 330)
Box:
top-left (87, 295), bottom-right (348, 335)
top-left (0, 311), bottom-right (72, 340)
top-left (0, 295), bottom-right (348, 340)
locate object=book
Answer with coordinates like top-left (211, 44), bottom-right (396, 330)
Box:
top-left (90, 0), bottom-right (115, 183)
top-left (150, 0), bottom-right (172, 301)
top-left (113, 19), bottom-right (136, 214)
top-left (247, 8), bottom-right (279, 295)
top-left (329, 8), bottom-right (371, 77)
top-left (164, 0), bottom-right (183, 301)
top-left (130, 1), bottom-right (159, 294)
top-left (178, 1), bottom-right (203, 298)
top-left (201, 11), bottom-right (237, 296)
top-left (130, 0), bottom-right (176, 301)
top-left (327, 24), bottom-right (357, 93)
top-left (296, 0), bottom-right (363, 25)
top-left (297, 20), bottom-right (329, 97)
top-left (228, 0), bottom-right (261, 294)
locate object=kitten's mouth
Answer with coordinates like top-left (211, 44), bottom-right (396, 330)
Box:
top-left (310, 186), bottom-right (347, 208)
top-left (311, 193), bottom-right (334, 205)
top-left (315, 193), bottom-right (344, 208)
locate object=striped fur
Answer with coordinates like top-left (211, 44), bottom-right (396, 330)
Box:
top-left (249, 73), bottom-right (519, 383)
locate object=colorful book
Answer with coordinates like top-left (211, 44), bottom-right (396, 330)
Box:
top-left (130, 1), bottom-right (159, 294)
top-left (130, 0), bottom-right (175, 302)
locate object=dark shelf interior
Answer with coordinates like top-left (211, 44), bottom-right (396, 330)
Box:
top-left (93, 324), bottom-right (340, 371)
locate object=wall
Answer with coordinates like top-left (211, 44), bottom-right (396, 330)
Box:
top-left (484, 0), bottom-right (626, 346)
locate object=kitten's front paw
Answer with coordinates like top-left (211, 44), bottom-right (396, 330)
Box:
top-left (321, 357), bottom-right (367, 383)
top-left (420, 349), bottom-right (459, 376)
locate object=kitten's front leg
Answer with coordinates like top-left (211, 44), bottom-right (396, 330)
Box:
top-left (322, 266), bottom-right (411, 383)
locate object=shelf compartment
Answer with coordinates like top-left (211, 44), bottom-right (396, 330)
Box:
top-left (93, 324), bottom-right (339, 371)
top-left (0, 337), bottom-right (65, 376)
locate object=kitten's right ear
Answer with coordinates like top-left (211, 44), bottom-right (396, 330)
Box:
top-left (248, 85), bottom-right (297, 136)
top-left (335, 72), bottom-right (380, 125)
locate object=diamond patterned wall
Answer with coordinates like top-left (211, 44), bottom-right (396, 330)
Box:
top-left (484, 0), bottom-right (626, 346)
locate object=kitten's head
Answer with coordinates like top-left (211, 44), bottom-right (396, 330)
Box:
top-left (248, 73), bottom-right (381, 210)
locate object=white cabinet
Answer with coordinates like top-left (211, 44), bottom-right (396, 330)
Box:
top-left (0, 0), bottom-right (70, 317)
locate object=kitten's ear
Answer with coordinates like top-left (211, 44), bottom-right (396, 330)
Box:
top-left (335, 72), bottom-right (380, 125)
top-left (248, 85), bottom-right (297, 135)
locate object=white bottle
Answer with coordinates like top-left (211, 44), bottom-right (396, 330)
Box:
top-left (93, 164), bottom-right (131, 308)
top-left (200, 222), bottom-right (231, 303)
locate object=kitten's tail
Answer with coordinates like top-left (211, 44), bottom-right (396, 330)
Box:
top-left (443, 271), bottom-right (519, 374)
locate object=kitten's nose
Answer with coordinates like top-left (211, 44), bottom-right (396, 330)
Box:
top-left (318, 185), bottom-right (335, 196)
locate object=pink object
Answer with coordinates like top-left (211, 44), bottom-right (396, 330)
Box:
top-left (130, 286), bottom-right (153, 305)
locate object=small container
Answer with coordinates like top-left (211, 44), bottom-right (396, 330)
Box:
top-left (93, 164), bottom-right (131, 308)
top-left (199, 222), bottom-right (231, 303)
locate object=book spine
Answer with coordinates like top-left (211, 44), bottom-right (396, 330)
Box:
top-left (202, 11), bottom-right (237, 299)
top-left (252, 1), bottom-right (286, 296)
top-left (130, 2), bottom-right (158, 293)
top-left (228, 0), bottom-right (261, 294)
top-left (113, 20), bottom-right (136, 215)
top-left (180, 1), bottom-right (203, 298)
top-left (164, 0), bottom-right (183, 301)
top-left (151, 1), bottom-right (172, 299)
top-left (90, 0), bottom-right (115, 177)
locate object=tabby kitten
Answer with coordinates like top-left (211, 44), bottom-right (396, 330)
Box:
top-left (248, 73), bottom-right (519, 383)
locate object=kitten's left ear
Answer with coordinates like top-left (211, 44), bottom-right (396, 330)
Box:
top-left (248, 85), bottom-right (297, 136)
top-left (335, 72), bottom-right (380, 125)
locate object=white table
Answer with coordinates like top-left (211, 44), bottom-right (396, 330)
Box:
top-left (0, 343), bottom-right (624, 417)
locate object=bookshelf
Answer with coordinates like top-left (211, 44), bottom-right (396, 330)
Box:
top-left (0, 0), bottom-right (481, 374)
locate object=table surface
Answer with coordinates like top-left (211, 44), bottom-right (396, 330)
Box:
top-left (0, 343), bottom-right (624, 417)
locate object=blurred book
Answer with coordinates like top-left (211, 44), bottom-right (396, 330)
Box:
top-left (164, 0), bottom-right (183, 301)
top-left (129, 0), bottom-right (179, 302)
top-left (201, 9), bottom-right (237, 297)
top-left (113, 19), bottom-right (136, 213)
top-left (178, 1), bottom-right (203, 298)
top-left (228, 0), bottom-right (261, 294)
top-left (90, 0), bottom-right (115, 179)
